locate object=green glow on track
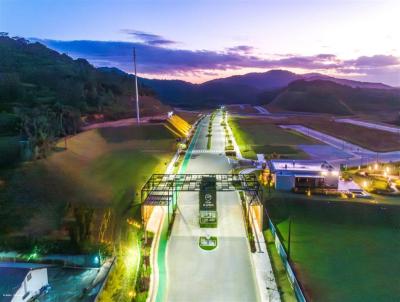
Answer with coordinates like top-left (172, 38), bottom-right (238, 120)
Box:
top-left (155, 119), bottom-right (205, 302)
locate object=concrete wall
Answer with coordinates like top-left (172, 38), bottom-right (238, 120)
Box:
top-left (12, 268), bottom-right (48, 302)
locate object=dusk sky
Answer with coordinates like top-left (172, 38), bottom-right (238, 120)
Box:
top-left (1, 0), bottom-right (400, 85)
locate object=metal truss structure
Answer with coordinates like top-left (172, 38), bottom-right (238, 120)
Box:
top-left (141, 173), bottom-right (261, 225)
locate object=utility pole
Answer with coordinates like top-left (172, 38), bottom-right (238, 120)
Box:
top-left (134, 48), bottom-right (140, 124)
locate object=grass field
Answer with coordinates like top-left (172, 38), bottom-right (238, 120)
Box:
top-left (265, 193), bottom-right (400, 302)
top-left (229, 116), bottom-right (318, 159)
top-left (0, 123), bottom-right (176, 243)
top-left (0, 123), bottom-right (177, 301)
top-left (264, 231), bottom-right (297, 302)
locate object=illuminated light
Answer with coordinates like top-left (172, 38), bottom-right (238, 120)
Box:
top-left (306, 190), bottom-right (311, 197)
top-left (94, 256), bottom-right (100, 265)
top-left (374, 163), bottom-right (378, 170)
top-left (385, 167), bottom-right (390, 174)
top-left (321, 171), bottom-right (328, 176)
top-left (167, 114), bottom-right (191, 137)
top-left (383, 171), bottom-right (388, 178)
top-left (124, 248), bottom-right (138, 271)
top-left (128, 291), bottom-right (135, 297)
top-left (368, 166), bottom-right (372, 171)
top-left (363, 180), bottom-right (368, 188)
top-left (331, 171), bottom-right (339, 176)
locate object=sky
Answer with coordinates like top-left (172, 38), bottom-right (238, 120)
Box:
top-left (1, 0), bottom-right (400, 85)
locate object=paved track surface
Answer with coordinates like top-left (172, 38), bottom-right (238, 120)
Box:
top-left (166, 112), bottom-right (260, 302)
top-left (335, 118), bottom-right (400, 134)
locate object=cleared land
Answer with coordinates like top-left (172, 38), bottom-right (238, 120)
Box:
top-left (305, 121), bottom-right (400, 152)
top-left (265, 194), bottom-right (400, 302)
top-left (278, 116), bottom-right (400, 152)
top-left (226, 104), bottom-right (259, 114)
top-left (229, 116), bottom-right (318, 159)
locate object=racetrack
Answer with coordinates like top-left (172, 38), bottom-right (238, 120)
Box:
top-left (165, 112), bottom-right (260, 302)
top-left (335, 118), bottom-right (400, 134)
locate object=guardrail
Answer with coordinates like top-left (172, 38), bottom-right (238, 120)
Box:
top-left (268, 217), bottom-right (307, 302)
top-left (94, 256), bottom-right (116, 302)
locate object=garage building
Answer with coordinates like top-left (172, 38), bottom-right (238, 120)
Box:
top-left (269, 160), bottom-right (339, 191)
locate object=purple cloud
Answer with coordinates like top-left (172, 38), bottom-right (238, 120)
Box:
top-left (345, 55), bottom-right (400, 67)
top-left (227, 45), bottom-right (254, 54)
top-left (120, 29), bottom-right (176, 46)
top-left (33, 38), bottom-right (400, 85)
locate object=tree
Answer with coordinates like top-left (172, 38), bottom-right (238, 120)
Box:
top-left (0, 73), bottom-right (25, 102)
top-left (16, 105), bottom-right (59, 158)
top-left (68, 205), bottom-right (94, 251)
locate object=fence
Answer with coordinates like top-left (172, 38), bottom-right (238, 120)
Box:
top-left (268, 218), bottom-right (307, 302)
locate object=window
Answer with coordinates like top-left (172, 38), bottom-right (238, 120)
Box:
top-left (27, 273), bottom-right (31, 281)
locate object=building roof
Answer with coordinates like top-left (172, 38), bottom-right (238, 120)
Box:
top-left (270, 160), bottom-right (336, 173)
top-left (293, 174), bottom-right (325, 178)
top-left (0, 262), bottom-right (48, 301)
top-left (0, 262), bottom-right (48, 269)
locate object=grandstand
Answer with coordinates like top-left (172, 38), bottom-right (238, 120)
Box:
top-left (165, 114), bottom-right (191, 137)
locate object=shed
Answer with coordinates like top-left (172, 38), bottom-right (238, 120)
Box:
top-left (0, 262), bottom-right (49, 302)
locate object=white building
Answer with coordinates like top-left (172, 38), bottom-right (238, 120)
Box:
top-left (0, 262), bottom-right (49, 302)
top-left (269, 160), bottom-right (339, 191)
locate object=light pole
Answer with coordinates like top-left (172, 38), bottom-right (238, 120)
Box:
top-left (133, 48), bottom-right (140, 124)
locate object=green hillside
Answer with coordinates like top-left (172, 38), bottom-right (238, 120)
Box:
top-left (0, 123), bottom-right (176, 253)
top-left (268, 80), bottom-right (400, 115)
top-left (0, 35), bottom-right (155, 116)
top-left (0, 35), bottom-right (170, 166)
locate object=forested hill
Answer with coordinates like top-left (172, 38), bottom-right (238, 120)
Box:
top-left (0, 35), bottom-right (158, 120)
top-left (0, 34), bottom-right (169, 163)
top-left (267, 80), bottom-right (400, 115)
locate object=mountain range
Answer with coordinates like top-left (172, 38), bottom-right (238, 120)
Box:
top-left (1, 35), bottom-right (399, 119)
top-left (135, 69), bottom-right (397, 112)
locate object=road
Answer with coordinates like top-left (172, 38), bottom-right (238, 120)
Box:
top-left (81, 115), bottom-right (168, 130)
top-left (335, 118), bottom-right (400, 134)
top-left (253, 106), bottom-right (271, 115)
top-left (166, 112), bottom-right (260, 302)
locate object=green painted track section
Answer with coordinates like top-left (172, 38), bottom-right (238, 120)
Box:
top-left (179, 121), bottom-right (204, 174)
top-left (155, 119), bottom-right (205, 302)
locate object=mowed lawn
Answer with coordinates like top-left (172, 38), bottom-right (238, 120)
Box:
top-left (0, 124), bottom-right (176, 241)
top-left (229, 117), bottom-right (318, 159)
top-left (266, 196), bottom-right (400, 302)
